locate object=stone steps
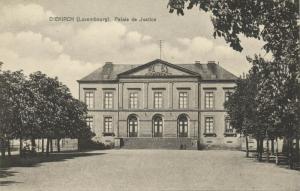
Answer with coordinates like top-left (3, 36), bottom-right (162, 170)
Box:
top-left (120, 138), bottom-right (195, 150)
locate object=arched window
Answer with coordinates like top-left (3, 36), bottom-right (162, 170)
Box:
top-left (178, 114), bottom-right (188, 137)
top-left (153, 115), bottom-right (163, 137)
top-left (128, 115), bottom-right (138, 137)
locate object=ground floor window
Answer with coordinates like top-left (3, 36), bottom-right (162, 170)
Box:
top-left (86, 116), bottom-right (93, 131)
top-left (205, 117), bottom-right (214, 134)
top-left (104, 117), bottom-right (113, 133)
top-left (153, 115), bottom-right (163, 137)
top-left (178, 114), bottom-right (188, 137)
top-left (128, 115), bottom-right (138, 137)
top-left (225, 117), bottom-right (233, 133)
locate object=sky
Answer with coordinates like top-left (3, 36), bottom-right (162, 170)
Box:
top-left (0, 0), bottom-right (269, 98)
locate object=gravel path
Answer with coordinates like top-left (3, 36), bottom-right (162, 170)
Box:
top-left (1, 150), bottom-right (300, 191)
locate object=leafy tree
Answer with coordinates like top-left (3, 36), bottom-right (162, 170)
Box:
top-left (168, 0), bottom-right (299, 167)
top-left (0, 65), bottom-right (94, 158)
top-left (0, 70), bottom-right (31, 157)
top-left (168, 0), bottom-right (299, 53)
top-left (28, 72), bottom-right (94, 154)
top-left (225, 68), bottom-right (260, 157)
top-left (0, 63), bottom-right (12, 158)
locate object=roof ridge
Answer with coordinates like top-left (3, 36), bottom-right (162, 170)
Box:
top-left (78, 59), bottom-right (238, 82)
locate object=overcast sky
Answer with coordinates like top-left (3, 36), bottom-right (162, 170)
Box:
top-left (0, 0), bottom-right (268, 97)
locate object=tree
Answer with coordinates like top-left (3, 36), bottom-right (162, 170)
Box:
top-left (224, 68), bottom-right (260, 158)
top-left (168, 0), bottom-right (299, 53)
top-left (28, 71), bottom-right (94, 154)
top-left (0, 66), bottom-right (94, 158)
top-left (0, 63), bottom-right (12, 158)
top-left (0, 70), bottom-right (32, 157)
top-left (168, 0), bottom-right (299, 167)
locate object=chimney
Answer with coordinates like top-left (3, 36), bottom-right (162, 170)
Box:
top-left (104, 61), bottom-right (113, 66)
top-left (103, 61), bottom-right (113, 79)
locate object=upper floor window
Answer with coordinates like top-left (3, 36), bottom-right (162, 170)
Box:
top-left (104, 117), bottom-right (113, 133)
top-left (225, 91), bottom-right (232, 102)
top-left (86, 116), bottom-right (93, 131)
top-left (179, 92), bottom-right (188, 109)
top-left (205, 117), bottom-right (214, 134)
top-left (205, 92), bottom-right (214, 109)
top-left (154, 92), bottom-right (163, 108)
top-left (104, 92), bottom-right (113, 109)
top-left (85, 91), bottom-right (94, 109)
top-left (129, 92), bottom-right (138, 109)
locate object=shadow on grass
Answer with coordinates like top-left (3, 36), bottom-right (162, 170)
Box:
top-left (0, 168), bottom-right (19, 178)
top-left (0, 180), bottom-right (23, 186)
top-left (0, 150), bottom-right (106, 186)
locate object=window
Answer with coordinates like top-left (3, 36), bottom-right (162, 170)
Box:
top-left (205, 117), bottom-right (214, 134)
top-left (129, 92), bottom-right (138, 109)
top-left (178, 115), bottom-right (188, 137)
top-left (128, 116), bottom-right (138, 137)
top-left (225, 117), bottom-right (234, 134)
top-left (154, 92), bottom-right (163, 108)
top-left (205, 92), bottom-right (214, 109)
top-left (153, 115), bottom-right (163, 137)
top-left (104, 92), bottom-right (113, 109)
top-left (225, 91), bottom-right (232, 102)
top-left (104, 117), bottom-right (113, 133)
top-left (85, 92), bottom-right (94, 108)
top-left (179, 92), bottom-right (188, 109)
top-left (86, 116), bottom-right (93, 131)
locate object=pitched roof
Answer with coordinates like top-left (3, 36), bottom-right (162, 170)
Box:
top-left (178, 63), bottom-right (237, 80)
top-left (78, 59), bottom-right (237, 82)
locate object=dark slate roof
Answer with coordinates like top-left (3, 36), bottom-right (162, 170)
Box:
top-left (78, 59), bottom-right (237, 82)
top-left (178, 64), bottom-right (237, 80)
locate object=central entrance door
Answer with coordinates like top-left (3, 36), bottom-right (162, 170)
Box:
top-left (153, 115), bottom-right (163, 137)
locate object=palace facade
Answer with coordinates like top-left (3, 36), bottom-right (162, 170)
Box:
top-left (78, 59), bottom-right (241, 149)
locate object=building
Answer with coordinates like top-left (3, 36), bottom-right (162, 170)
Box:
top-left (77, 59), bottom-right (241, 149)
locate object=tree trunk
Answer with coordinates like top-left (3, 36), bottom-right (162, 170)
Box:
top-left (57, 139), bottom-right (60, 152)
top-left (296, 137), bottom-right (299, 162)
top-left (266, 139), bottom-right (270, 163)
top-left (78, 138), bottom-right (81, 151)
top-left (282, 137), bottom-right (288, 154)
top-left (0, 139), bottom-right (5, 159)
top-left (258, 138), bottom-right (264, 162)
top-left (19, 137), bottom-right (23, 157)
top-left (42, 138), bottom-right (44, 153)
top-left (288, 137), bottom-right (294, 169)
top-left (275, 137), bottom-right (279, 165)
top-left (7, 139), bottom-right (11, 157)
top-left (271, 139), bottom-right (274, 155)
top-left (31, 138), bottom-right (36, 152)
top-left (245, 135), bottom-right (249, 157)
top-left (46, 138), bottom-right (50, 156)
top-left (50, 139), bottom-right (53, 153)
top-left (256, 138), bottom-right (260, 160)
